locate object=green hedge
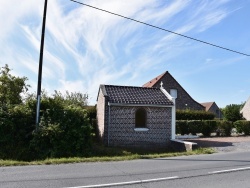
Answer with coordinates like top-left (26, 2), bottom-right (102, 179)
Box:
top-left (234, 120), bottom-right (250, 135)
top-left (217, 121), bottom-right (233, 136)
top-left (176, 120), bottom-right (231, 137)
top-left (0, 100), bottom-right (93, 160)
top-left (0, 105), bottom-right (35, 160)
top-left (176, 110), bottom-right (215, 120)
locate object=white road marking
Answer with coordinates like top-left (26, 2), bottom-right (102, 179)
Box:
top-left (209, 166), bottom-right (250, 174)
top-left (65, 176), bottom-right (179, 188)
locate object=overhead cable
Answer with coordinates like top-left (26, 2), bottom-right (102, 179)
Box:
top-left (69, 0), bottom-right (250, 57)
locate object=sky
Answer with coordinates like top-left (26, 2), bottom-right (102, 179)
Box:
top-left (0, 0), bottom-right (250, 107)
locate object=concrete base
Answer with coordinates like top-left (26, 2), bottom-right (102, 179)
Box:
top-left (171, 139), bottom-right (198, 152)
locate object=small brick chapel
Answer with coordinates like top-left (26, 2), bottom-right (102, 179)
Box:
top-left (96, 83), bottom-right (176, 148)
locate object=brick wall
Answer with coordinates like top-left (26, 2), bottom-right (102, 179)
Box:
top-left (96, 89), bottom-right (105, 139)
top-left (107, 106), bottom-right (172, 148)
top-left (154, 73), bottom-right (205, 110)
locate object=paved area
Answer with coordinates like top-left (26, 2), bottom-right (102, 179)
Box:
top-left (185, 136), bottom-right (250, 153)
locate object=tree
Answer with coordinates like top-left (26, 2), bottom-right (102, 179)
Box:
top-left (0, 64), bottom-right (29, 106)
top-left (222, 104), bottom-right (243, 122)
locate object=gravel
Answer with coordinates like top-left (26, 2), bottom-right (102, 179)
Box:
top-left (184, 136), bottom-right (250, 153)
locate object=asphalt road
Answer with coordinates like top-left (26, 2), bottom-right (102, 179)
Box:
top-left (1, 151), bottom-right (250, 188)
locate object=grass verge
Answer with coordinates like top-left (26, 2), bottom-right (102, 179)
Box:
top-left (0, 147), bottom-right (214, 167)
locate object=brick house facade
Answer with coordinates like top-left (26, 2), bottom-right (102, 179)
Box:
top-left (143, 71), bottom-right (205, 111)
top-left (96, 85), bottom-right (175, 148)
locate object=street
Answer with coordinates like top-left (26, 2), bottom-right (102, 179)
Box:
top-left (1, 151), bottom-right (250, 188)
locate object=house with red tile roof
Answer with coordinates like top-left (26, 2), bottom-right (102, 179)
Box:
top-left (143, 71), bottom-right (205, 111)
top-left (200, 102), bottom-right (223, 119)
top-left (96, 84), bottom-right (176, 148)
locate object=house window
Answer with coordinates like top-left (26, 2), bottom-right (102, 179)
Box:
top-left (135, 108), bottom-right (147, 128)
top-left (170, 89), bottom-right (177, 98)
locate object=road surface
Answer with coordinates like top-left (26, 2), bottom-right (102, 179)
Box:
top-left (1, 151), bottom-right (250, 188)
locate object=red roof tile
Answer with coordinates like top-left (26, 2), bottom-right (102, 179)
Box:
top-left (200, 102), bottom-right (214, 111)
top-left (142, 72), bottom-right (167, 87)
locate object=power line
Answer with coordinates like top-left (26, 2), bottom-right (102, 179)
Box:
top-left (69, 0), bottom-right (250, 57)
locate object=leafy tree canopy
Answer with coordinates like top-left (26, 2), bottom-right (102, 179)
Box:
top-left (222, 104), bottom-right (244, 122)
top-left (0, 64), bottom-right (29, 106)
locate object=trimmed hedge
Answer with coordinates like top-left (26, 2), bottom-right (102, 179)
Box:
top-left (176, 120), bottom-right (231, 137)
top-left (176, 110), bottom-right (215, 120)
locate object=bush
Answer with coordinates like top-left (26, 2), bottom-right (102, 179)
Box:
top-left (216, 121), bottom-right (233, 136)
top-left (222, 104), bottom-right (243, 122)
top-left (176, 120), bottom-right (188, 135)
top-left (234, 120), bottom-right (250, 135)
top-left (200, 120), bottom-right (217, 137)
top-left (0, 105), bottom-right (35, 160)
top-left (176, 120), bottom-right (217, 136)
top-left (176, 110), bottom-right (215, 120)
top-left (31, 105), bottom-right (92, 159)
top-left (85, 105), bottom-right (97, 134)
top-left (187, 120), bottom-right (202, 135)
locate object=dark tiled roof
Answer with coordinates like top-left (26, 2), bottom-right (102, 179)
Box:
top-left (101, 85), bottom-right (173, 106)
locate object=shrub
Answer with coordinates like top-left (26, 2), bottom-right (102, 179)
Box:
top-left (85, 105), bottom-right (97, 134)
top-left (0, 105), bottom-right (35, 160)
top-left (187, 120), bottom-right (202, 135)
top-left (222, 104), bottom-right (243, 122)
top-left (200, 120), bottom-right (217, 137)
top-left (234, 120), bottom-right (250, 135)
top-left (176, 110), bottom-right (215, 120)
top-left (216, 121), bottom-right (233, 136)
top-left (176, 120), bottom-right (188, 135)
top-left (31, 106), bottom-right (92, 159)
top-left (176, 120), bottom-right (218, 136)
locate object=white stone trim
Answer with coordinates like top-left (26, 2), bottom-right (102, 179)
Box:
top-left (171, 98), bottom-right (176, 139)
top-left (134, 128), bottom-right (149, 132)
top-left (160, 87), bottom-right (174, 101)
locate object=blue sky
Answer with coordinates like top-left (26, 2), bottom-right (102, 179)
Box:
top-left (0, 0), bottom-right (250, 107)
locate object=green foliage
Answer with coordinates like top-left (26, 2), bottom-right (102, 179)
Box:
top-left (85, 105), bottom-right (98, 138)
top-left (234, 120), bottom-right (250, 135)
top-left (53, 90), bottom-right (88, 107)
top-left (200, 120), bottom-right (217, 137)
top-left (176, 120), bottom-right (217, 137)
top-left (216, 121), bottom-right (233, 136)
top-left (0, 105), bottom-right (35, 160)
top-left (176, 120), bottom-right (188, 135)
top-left (188, 120), bottom-right (203, 135)
top-left (0, 64), bottom-right (29, 106)
top-left (222, 104), bottom-right (243, 122)
top-left (0, 64), bottom-right (92, 160)
top-left (176, 110), bottom-right (215, 120)
top-left (30, 95), bottom-right (92, 159)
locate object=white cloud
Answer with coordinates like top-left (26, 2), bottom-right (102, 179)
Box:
top-left (0, 0), bottom-right (243, 105)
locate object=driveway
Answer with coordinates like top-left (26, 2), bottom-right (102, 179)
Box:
top-left (185, 136), bottom-right (250, 152)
